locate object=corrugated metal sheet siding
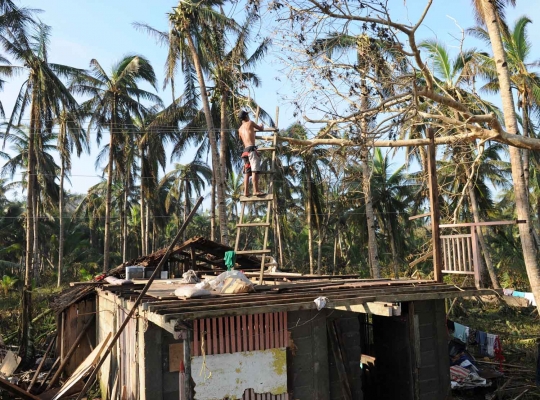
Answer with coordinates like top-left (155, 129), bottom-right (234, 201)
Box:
top-left (192, 312), bottom-right (288, 356)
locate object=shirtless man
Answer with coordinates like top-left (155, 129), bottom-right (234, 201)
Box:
top-left (239, 110), bottom-right (265, 196)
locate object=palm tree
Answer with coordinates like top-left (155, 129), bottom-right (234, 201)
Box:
top-left (470, 16), bottom-right (540, 188)
top-left (56, 111), bottom-right (88, 286)
top-left (168, 0), bottom-right (238, 246)
top-left (281, 123), bottom-right (331, 274)
top-left (160, 161), bottom-right (212, 240)
top-left (472, 0), bottom-right (540, 309)
top-left (370, 148), bottom-right (413, 278)
top-left (0, 21), bottom-right (81, 358)
top-left (73, 55), bottom-right (162, 271)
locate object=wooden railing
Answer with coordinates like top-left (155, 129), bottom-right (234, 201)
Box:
top-left (439, 220), bottom-right (525, 288)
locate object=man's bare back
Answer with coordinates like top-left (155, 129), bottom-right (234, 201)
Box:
top-left (238, 110), bottom-right (265, 196)
top-left (239, 120), bottom-right (263, 147)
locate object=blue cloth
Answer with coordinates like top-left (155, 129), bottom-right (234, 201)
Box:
top-left (513, 291), bottom-right (526, 298)
top-left (453, 322), bottom-right (469, 343)
top-left (476, 331), bottom-right (487, 356)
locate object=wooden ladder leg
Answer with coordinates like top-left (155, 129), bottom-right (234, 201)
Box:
top-left (235, 202), bottom-right (246, 253)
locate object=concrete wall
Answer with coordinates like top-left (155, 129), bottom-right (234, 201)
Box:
top-left (410, 300), bottom-right (450, 400)
top-left (191, 348), bottom-right (287, 399)
top-left (287, 309), bottom-right (330, 399)
top-left (327, 311), bottom-right (362, 399)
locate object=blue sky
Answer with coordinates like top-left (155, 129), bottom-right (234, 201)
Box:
top-left (1, 0), bottom-right (539, 199)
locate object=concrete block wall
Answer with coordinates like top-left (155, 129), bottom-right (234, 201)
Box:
top-left (327, 311), bottom-right (362, 399)
top-left (287, 309), bottom-right (330, 399)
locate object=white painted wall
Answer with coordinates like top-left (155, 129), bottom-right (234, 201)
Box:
top-left (191, 348), bottom-right (287, 399)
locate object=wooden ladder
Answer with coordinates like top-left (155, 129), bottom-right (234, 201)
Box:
top-left (234, 127), bottom-right (278, 284)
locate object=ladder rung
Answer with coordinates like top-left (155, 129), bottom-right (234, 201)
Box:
top-left (257, 147), bottom-right (276, 151)
top-left (236, 223), bottom-right (271, 227)
top-left (236, 250), bottom-right (272, 255)
top-left (240, 194), bottom-right (274, 202)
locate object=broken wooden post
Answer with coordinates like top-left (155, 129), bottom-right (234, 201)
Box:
top-left (27, 333), bottom-right (56, 392)
top-left (427, 128), bottom-right (443, 282)
top-left (75, 196), bottom-right (204, 400)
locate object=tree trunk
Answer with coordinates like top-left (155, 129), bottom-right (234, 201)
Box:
top-left (21, 96), bottom-right (37, 361)
top-left (306, 166), bottom-right (314, 274)
top-left (32, 191), bottom-right (39, 284)
top-left (361, 148), bottom-right (380, 278)
top-left (481, 0), bottom-right (540, 311)
top-left (522, 99), bottom-right (530, 189)
top-left (57, 159), bottom-right (65, 287)
top-left (333, 230), bottom-right (338, 275)
top-left (387, 221), bottom-right (399, 279)
top-left (140, 168), bottom-right (146, 256)
top-left (274, 202), bottom-right (284, 269)
top-left (360, 75), bottom-right (381, 278)
top-left (317, 234), bottom-right (322, 275)
top-left (210, 179), bottom-right (216, 241)
top-left (468, 185), bottom-right (500, 288)
top-left (145, 204), bottom-right (150, 254)
top-left (220, 93), bottom-right (228, 191)
top-left (103, 100), bottom-right (116, 272)
top-left (185, 32), bottom-right (229, 245)
top-left (122, 174), bottom-right (129, 263)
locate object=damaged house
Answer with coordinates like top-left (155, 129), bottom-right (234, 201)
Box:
top-left (48, 235), bottom-right (492, 400)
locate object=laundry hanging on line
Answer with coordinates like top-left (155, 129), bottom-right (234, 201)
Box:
top-left (502, 288), bottom-right (537, 306)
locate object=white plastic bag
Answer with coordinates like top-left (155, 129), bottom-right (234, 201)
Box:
top-left (206, 271), bottom-right (254, 293)
top-left (180, 269), bottom-right (200, 284)
top-left (174, 285), bottom-right (211, 298)
top-left (314, 296), bottom-right (328, 311)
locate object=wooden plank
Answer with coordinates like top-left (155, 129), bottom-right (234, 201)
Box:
top-left (230, 316), bottom-right (236, 353)
top-left (242, 315), bottom-right (248, 351)
top-left (206, 318), bottom-right (212, 355)
top-left (151, 284), bottom-right (458, 313)
top-left (330, 302), bottom-right (400, 317)
top-left (194, 319), bottom-right (199, 357)
top-left (156, 286), bottom-right (464, 316)
top-left (254, 314), bottom-right (260, 350)
top-left (283, 312), bottom-right (288, 347)
top-left (218, 317), bottom-right (224, 354)
top-left (427, 128), bottom-right (442, 283)
top-left (236, 223), bottom-right (271, 227)
top-left (248, 314), bottom-right (254, 351)
top-left (0, 351), bottom-right (20, 376)
top-left (212, 318), bottom-right (218, 355)
top-left (274, 312), bottom-right (279, 348)
top-left (236, 316), bottom-right (242, 352)
top-left (239, 195), bottom-right (274, 202)
top-left (264, 312), bottom-right (271, 350)
top-left (52, 332), bottom-right (112, 400)
top-left (200, 319), bottom-right (206, 355)
top-left (169, 343), bottom-right (184, 372)
top-left (0, 376), bottom-right (40, 400)
top-left (224, 317), bottom-right (230, 354)
top-left (439, 220), bottom-right (525, 228)
top-left (158, 289), bottom-right (492, 321)
top-left (268, 313), bottom-right (273, 349)
top-left (235, 250), bottom-right (272, 255)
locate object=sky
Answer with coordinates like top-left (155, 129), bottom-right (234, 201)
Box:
top-left (1, 0), bottom-right (539, 199)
